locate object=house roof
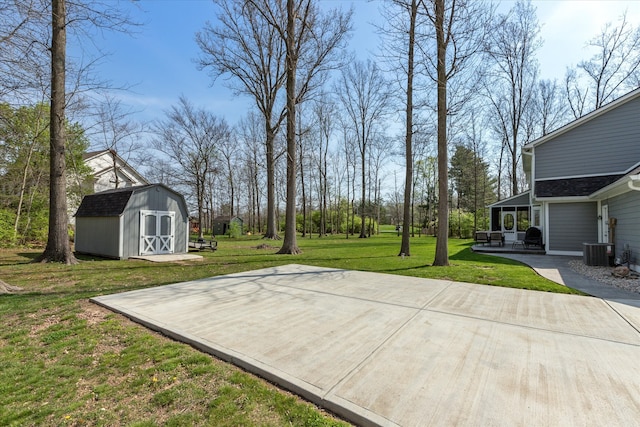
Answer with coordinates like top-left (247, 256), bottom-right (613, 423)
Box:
top-left (83, 149), bottom-right (150, 185)
top-left (523, 87), bottom-right (640, 151)
top-left (75, 183), bottom-right (183, 217)
top-left (589, 164), bottom-right (640, 198)
top-left (488, 191), bottom-right (530, 208)
top-left (535, 175), bottom-right (624, 198)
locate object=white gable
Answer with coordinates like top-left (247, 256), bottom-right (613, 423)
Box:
top-left (84, 150), bottom-right (149, 193)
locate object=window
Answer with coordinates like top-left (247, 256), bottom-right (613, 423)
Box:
top-left (517, 207), bottom-right (530, 231)
top-left (532, 206), bottom-right (541, 228)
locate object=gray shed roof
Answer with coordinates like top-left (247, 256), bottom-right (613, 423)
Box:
top-left (75, 184), bottom-right (166, 217)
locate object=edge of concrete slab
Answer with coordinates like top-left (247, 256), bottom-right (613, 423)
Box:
top-left (90, 296), bottom-right (395, 427)
top-left (129, 254), bottom-right (203, 262)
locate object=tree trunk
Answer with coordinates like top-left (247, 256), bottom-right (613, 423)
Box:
top-left (277, 0), bottom-right (301, 254)
top-left (263, 126), bottom-right (280, 239)
top-left (400, 0), bottom-right (417, 257)
top-left (14, 138), bottom-right (37, 240)
top-left (433, 0), bottom-right (448, 266)
top-left (299, 126), bottom-right (308, 238)
top-left (359, 136), bottom-right (367, 238)
top-left (36, 0), bottom-right (77, 264)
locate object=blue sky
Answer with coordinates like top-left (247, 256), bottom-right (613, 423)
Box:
top-left (87, 0), bottom-right (640, 131)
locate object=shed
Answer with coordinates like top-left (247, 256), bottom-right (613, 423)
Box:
top-left (74, 184), bottom-right (189, 259)
top-left (213, 216), bottom-right (244, 236)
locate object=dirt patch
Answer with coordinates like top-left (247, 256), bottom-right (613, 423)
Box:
top-left (77, 300), bottom-right (113, 325)
top-left (0, 279), bottom-right (23, 294)
top-left (28, 311), bottom-right (61, 337)
top-left (255, 244), bottom-right (277, 250)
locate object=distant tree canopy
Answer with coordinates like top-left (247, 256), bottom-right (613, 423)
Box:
top-left (0, 103), bottom-right (90, 246)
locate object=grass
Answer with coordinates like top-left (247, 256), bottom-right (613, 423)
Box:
top-left (0, 233), bottom-right (583, 426)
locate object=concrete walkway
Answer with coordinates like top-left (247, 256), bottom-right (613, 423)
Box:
top-left (91, 264), bottom-right (640, 426)
top-left (491, 253), bottom-right (640, 308)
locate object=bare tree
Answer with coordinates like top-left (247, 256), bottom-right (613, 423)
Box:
top-left (312, 95), bottom-right (335, 237)
top-left (196, 0), bottom-right (286, 240)
top-left (152, 96), bottom-right (230, 241)
top-left (336, 59), bottom-right (391, 238)
top-left (0, 1), bottom-right (45, 102)
top-left (421, 0), bottom-right (491, 266)
top-left (239, 113), bottom-right (267, 234)
top-left (248, 0), bottom-right (351, 254)
top-left (89, 94), bottom-right (146, 189)
top-left (484, 0), bottom-right (541, 197)
top-left (338, 119), bottom-right (357, 238)
top-left (2, 0), bottom-right (139, 263)
top-left (567, 11), bottom-right (640, 117)
top-left (379, 0), bottom-right (425, 255)
top-left (217, 134), bottom-right (240, 217)
top-left (36, 0), bottom-right (76, 263)
top-left (534, 78), bottom-right (568, 136)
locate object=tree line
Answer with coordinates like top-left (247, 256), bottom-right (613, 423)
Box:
top-left (2, 0), bottom-right (640, 264)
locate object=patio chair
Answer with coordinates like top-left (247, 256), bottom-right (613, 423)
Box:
top-left (489, 232), bottom-right (504, 247)
top-left (523, 227), bottom-right (543, 249)
top-left (474, 231), bottom-right (489, 246)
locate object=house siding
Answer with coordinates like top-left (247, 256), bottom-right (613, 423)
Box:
top-left (535, 96), bottom-right (640, 179)
top-left (548, 202), bottom-right (597, 252)
top-left (607, 190), bottom-right (640, 266)
top-left (75, 217), bottom-right (121, 258)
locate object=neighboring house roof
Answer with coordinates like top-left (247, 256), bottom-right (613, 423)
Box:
top-left (83, 149), bottom-right (149, 186)
top-left (535, 175), bottom-right (624, 198)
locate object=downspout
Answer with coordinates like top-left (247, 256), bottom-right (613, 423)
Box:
top-left (628, 175), bottom-right (640, 191)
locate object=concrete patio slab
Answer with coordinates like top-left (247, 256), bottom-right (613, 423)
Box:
top-left (91, 264), bottom-right (640, 426)
top-left (128, 254), bottom-right (203, 262)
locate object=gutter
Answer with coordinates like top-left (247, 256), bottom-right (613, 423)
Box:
top-left (629, 175), bottom-right (640, 191)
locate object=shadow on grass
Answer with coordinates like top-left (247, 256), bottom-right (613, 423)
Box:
top-left (377, 264), bottom-right (433, 273)
top-left (449, 247), bottom-right (525, 266)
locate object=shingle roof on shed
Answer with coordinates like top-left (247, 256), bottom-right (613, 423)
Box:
top-left (75, 187), bottom-right (135, 217)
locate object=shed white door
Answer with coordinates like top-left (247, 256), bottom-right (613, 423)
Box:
top-left (139, 210), bottom-right (175, 255)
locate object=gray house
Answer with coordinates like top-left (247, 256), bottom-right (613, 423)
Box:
top-left (75, 184), bottom-right (189, 259)
top-left (521, 87), bottom-right (640, 268)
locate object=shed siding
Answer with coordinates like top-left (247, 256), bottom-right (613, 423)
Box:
top-left (607, 190), bottom-right (640, 264)
top-left (535, 97), bottom-right (640, 179)
top-left (548, 202), bottom-right (597, 252)
top-left (120, 186), bottom-right (189, 258)
top-left (75, 217), bottom-right (121, 258)
top-left (76, 185), bottom-right (189, 259)
top-left (121, 204), bottom-right (141, 258)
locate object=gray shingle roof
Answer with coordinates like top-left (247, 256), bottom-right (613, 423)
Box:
top-left (75, 185), bottom-right (158, 217)
top-left (535, 175), bottom-right (624, 198)
top-left (75, 188), bottom-right (134, 217)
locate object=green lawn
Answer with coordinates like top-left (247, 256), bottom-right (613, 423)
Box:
top-left (0, 234), bottom-right (582, 426)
